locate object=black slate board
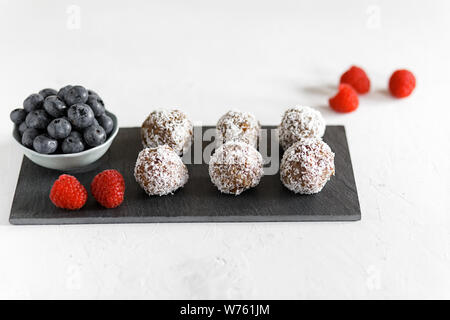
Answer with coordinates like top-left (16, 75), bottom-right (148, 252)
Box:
top-left (9, 126), bottom-right (360, 225)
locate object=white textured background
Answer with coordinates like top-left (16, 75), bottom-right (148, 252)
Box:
top-left (0, 0), bottom-right (449, 299)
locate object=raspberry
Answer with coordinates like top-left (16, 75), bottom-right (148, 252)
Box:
top-left (91, 169), bottom-right (125, 208)
top-left (50, 175), bottom-right (87, 210)
top-left (329, 84), bottom-right (359, 113)
top-left (389, 69), bottom-right (416, 98)
top-left (340, 66), bottom-right (370, 94)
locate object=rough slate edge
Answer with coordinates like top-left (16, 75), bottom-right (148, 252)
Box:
top-left (9, 126), bottom-right (361, 225)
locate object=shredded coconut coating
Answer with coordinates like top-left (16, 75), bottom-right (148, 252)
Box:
top-left (216, 110), bottom-right (260, 148)
top-left (280, 138), bottom-right (335, 194)
top-left (278, 106), bottom-right (325, 150)
top-left (209, 141), bottom-right (264, 195)
top-left (141, 109), bottom-right (193, 155)
top-left (134, 146), bottom-right (189, 196)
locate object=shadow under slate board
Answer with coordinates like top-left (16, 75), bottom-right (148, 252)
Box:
top-left (9, 126), bottom-right (361, 225)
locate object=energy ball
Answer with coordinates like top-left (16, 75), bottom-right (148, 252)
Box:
top-left (141, 109), bottom-right (193, 156)
top-left (216, 110), bottom-right (260, 148)
top-left (134, 145), bottom-right (189, 196)
top-left (209, 141), bottom-right (264, 195)
top-left (278, 106), bottom-right (325, 150)
top-left (280, 138), bottom-right (335, 194)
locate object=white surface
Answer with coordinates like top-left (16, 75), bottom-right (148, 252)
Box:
top-left (0, 0), bottom-right (449, 299)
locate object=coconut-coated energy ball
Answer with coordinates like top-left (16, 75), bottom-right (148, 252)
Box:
top-left (134, 145), bottom-right (189, 196)
top-left (209, 141), bottom-right (264, 195)
top-left (141, 109), bottom-right (193, 155)
top-left (216, 110), bottom-right (260, 148)
top-left (278, 106), bottom-right (325, 150)
top-left (280, 138), bottom-right (335, 194)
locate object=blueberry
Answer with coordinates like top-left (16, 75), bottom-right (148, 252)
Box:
top-left (84, 125), bottom-right (106, 147)
top-left (88, 89), bottom-right (99, 97)
top-left (43, 95), bottom-right (67, 118)
top-left (21, 128), bottom-right (41, 148)
top-left (62, 134), bottom-right (85, 154)
top-left (64, 85), bottom-right (88, 106)
top-left (18, 122), bottom-right (28, 135)
top-left (86, 94), bottom-right (105, 117)
top-left (68, 104), bottom-right (95, 129)
top-left (10, 108), bottom-right (27, 124)
top-left (33, 135), bottom-right (58, 154)
top-left (57, 85), bottom-right (72, 101)
top-left (25, 109), bottom-right (50, 129)
top-left (47, 118), bottom-right (72, 139)
top-left (97, 114), bottom-right (114, 134)
top-left (23, 93), bottom-right (44, 112)
top-left (39, 88), bottom-right (58, 99)
top-left (68, 130), bottom-right (83, 140)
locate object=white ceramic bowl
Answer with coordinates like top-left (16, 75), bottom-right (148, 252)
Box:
top-left (13, 111), bottom-right (119, 171)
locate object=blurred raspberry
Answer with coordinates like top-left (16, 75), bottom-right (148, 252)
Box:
top-left (329, 84), bottom-right (359, 113)
top-left (340, 65), bottom-right (370, 94)
top-left (91, 169), bottom-right (125, 208)
top-left (50, 174), bottom-right (87, 210)
top-left (389, 69), bottom-right (416, 98)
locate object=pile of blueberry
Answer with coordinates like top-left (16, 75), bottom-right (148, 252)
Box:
top-left (10, 85), bottom-right (114, 154)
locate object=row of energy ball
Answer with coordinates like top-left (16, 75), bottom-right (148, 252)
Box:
top-left (133, 106), bottom-right (335, 196)
top-left (10, 85), bottom-right (114, 154)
